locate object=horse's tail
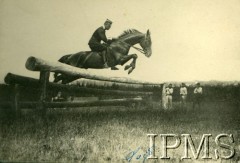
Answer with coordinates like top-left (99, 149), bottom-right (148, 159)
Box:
top-left (58, 54), bottom-right (71, 64)
top-left (54, 54), bottom-right (72, 83)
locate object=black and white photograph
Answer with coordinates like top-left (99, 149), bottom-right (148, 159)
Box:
top-left (0, 0), bottom-right (239, 162)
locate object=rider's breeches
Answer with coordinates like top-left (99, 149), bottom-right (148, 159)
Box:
top-left (89, 43), bottom-right (108, 63)
top-left (89, 43), bottom-right (107, 52)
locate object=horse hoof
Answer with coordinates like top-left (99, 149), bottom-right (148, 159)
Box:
top-left (53, 76), bottom-right (62, 83)
top-left (124, 65), bottom-right (131, 70)
top-left (128, 68), bottom-right (134, 74)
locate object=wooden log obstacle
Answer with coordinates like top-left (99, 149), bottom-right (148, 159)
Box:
top-left (4, 73), bottom-right (153, 97)
top-left (1, 56), bottom-right (162, 116)
top-left (25, 56), bottom-right (160, 85)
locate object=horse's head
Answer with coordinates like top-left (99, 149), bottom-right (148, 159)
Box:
top-left (115, 29), bottom-right (152, 57)
top-left (139, 29), bottom-right (152, 57)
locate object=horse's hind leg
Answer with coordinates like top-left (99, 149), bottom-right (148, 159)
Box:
top-left (60, 74), bottom-right (81, 84)
top-left (53, 73), bottom-right (62, 83)
top-left (53, 73), bottom-right (79, 84)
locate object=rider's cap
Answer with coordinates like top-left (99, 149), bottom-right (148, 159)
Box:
top-left (105, 19), bottom-right (113, 24)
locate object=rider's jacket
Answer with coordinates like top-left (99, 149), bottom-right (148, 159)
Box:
top-left (88, 26), bottom-right (109, 45)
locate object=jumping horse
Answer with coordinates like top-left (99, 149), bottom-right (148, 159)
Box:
top-left (54, 29), bottom-right (152, 83)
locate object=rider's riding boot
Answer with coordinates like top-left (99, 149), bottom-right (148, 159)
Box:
top-left (102, 52), bottom-right (108, 68)
top-left (106, 47), bottom-right (119, 70)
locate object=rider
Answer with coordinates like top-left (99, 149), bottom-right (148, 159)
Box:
top-left (88, 19), bottom-right (118, 70)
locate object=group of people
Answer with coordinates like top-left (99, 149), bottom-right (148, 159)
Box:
top-left (165, 82), bottom-right (203, 109)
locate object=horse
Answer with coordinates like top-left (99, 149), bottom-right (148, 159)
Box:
top-left (54, 29), bottom-right (152, 84)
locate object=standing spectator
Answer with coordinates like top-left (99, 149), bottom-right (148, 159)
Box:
top-left (193, 82), bottom-right (203, 109)
top-left (166, 84), bottom-right (174, 109)
top-left (180, 83), bottom-right (188, 108)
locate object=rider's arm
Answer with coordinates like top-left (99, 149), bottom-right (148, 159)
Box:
top-left (98, 28), bottom-right (108, 43)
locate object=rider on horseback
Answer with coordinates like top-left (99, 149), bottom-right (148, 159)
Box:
top-left (88, 19), bottom-right (118, 70)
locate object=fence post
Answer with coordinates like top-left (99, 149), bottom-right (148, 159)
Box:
top-left (10, 84), bottom-right (20, 118)
top-left (39, 71), bottom-right (50, 116)
top-left (162, 84), bottom-right (166, 109)
top-left (14, 84), bottom-right (20, 117)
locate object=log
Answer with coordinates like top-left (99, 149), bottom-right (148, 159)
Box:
top-left (5, 73), bottom-right (42, 87)
top-left (4, 73), bottom-right (153, 96)
top-left (0, 97), bottom-right (142, 109)
top-left (47, 97), bottom-right (142, 108)
top-left (25, 56), bottom-right (160, 85)
top-left (0, 101), bottom-right (37, 109)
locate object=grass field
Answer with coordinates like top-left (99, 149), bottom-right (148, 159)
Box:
top-left (0, 101), bottom-right (239, 162)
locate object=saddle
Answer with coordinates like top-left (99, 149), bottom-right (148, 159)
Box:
top-left (76, 50), bottom-right (110, 68)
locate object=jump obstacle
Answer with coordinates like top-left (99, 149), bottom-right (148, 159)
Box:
top-left (1, 56), bottom-right (163, 116)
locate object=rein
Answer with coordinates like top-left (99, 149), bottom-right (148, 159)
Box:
top-left (132, 46), bottom-right (145, 54)
top-left (118, 40), bottom-right (145, 54)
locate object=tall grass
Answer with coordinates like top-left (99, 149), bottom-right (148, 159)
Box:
top-left (0, 101), bottom-right (239, 162)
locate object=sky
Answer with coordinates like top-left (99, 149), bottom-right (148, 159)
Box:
top-left (0, 0), bottom-right (240, 83)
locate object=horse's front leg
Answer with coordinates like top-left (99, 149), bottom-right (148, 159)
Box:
top-left (119, 54), bottom-right (138, 74)
top-left (129, 61), bottom-right (137, 74)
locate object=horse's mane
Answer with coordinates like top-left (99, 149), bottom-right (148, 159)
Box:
top-left (117, 29), bottom-right (142, 39)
